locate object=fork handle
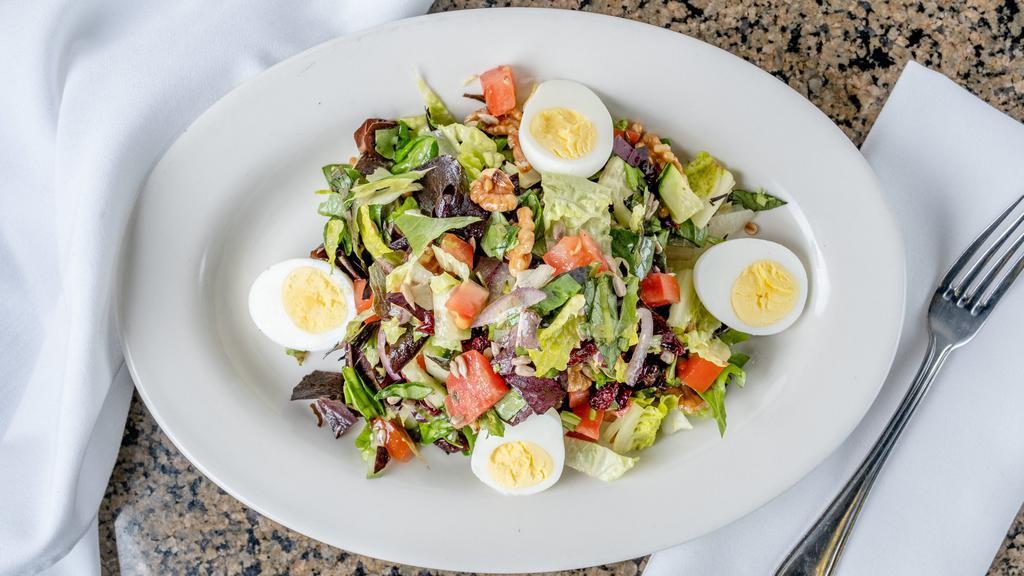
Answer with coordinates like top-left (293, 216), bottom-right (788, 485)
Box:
top-left (775, 334), bottom-right (954, 576)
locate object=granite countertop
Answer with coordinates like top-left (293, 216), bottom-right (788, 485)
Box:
top-left (100, 1), bottom-right (1024, 574)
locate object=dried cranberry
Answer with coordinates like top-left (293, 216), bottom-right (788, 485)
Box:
top-left (568, 341), bottom-right (599, 367)
top-left (590, 383), bottom-right (618, 410)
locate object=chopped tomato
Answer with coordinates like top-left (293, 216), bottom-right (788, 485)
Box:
top-left (568, 403), bottom-right (604, 441)
top-left (624, 129), bottom-right (641, 146)
top-left (639, 273), bottom-right (681, 307)
top-left (542, 231), bottom-right (610, 275)
top-left (353, 279), bottom-right (379, 324)
top-left (480, 65), bottom-right (517, 117)
top-left (416, 353), bottom-right (427, 372)
top-left (372, 418), bottom-right (416, 462)
top-left (444, 350), bottom-right (509, 426)
top-left (445, 280), bottom-right (489, 330)
top-left (440, 233), bottom-right (474, 270)
top-left (568, 389), bottom-right (590, 409)
top-left (677, 355), bottom-right (724, 394)
top-left (353, 279), bottom-right (373, 313)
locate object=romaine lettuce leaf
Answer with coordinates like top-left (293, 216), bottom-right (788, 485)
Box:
top-left (597, 156), bottom-right (637, 229)
top-left (684, 152), bottom-right (735, 228)
top-left (540, 173), bottom-right (614, 253)
top-left (437, 123), bottom-right (505, 180)
top-left (527, 294), bottom-right (585, 376)
top-left (393, 212), bottom-right (481, 255)
top-left (430, 273), bottom-right (470, 349)
top-left (564, 436), bottom-right (637, 481)
top-left (415, 72), bottom-right (456, 127)
top-left (603, 394), bottom-right (673, 452)
top-left (588, 275), bottom-right (619, 366)
top-left (350, 169), bottom-right (427, 208)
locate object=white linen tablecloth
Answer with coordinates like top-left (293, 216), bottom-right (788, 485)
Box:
top-left (0, 2), bottom-right (430, 574)
top-left (646, 61), bottom-right (1024, 576)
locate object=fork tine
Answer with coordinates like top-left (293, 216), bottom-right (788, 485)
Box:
top-left (971, 233), bottom-right (1024, 314)
top-left (939, 194), bottom-right (1024, 297)
top-left (955, 203), bottom-right (1024, 304)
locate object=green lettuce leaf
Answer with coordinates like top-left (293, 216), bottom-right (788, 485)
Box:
top-left (323, 218), bottom-right (346, 269)
top-left (540, 173), bottom-right (614, 253)
top-left (527, 294), bottom-right (585, 376)
top-left (416, 72), bottom-right (457, 127)
top-left (430, 273), bottom-right (470, 349)
top-left (597, 156), bottom-right (638, 229)
top-left (587, 276), bottom-right (619, 366)
top-left (374, 382), bottom-right (433, 401)
top-left (564, 436), bottom-right (637, 481)
top-left (437, 123), bottom-right (504, 180)
top-left (616, 276), bottom-right (640, 352)
top-left (350, 169), bottom-right (427, 208)
top-left (481, 211), bottom-right (519, 259)
top-left (697, 363), bottom-right (745, 436)
top-left (393, 212), bottom-right (481, 255)
top-left (603, 394), bottom-right (673, 452)
top-left (729, 189), bottom-right (787, 212)
top-left (431, 244), bottom-right (472, 281)
top-left (534, 272), bottom-right (583, 316)
top-left (391, 136), bottom-right (439, 174)
top-left (322, 164), bottom-right (360, 195)
top-left (684, 152), bottom-right (736, 228)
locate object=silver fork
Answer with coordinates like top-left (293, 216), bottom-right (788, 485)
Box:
top-left (776, 194), bottom-right (1024, 576)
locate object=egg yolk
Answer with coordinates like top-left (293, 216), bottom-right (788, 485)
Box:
top-left (731, 260), bottom-right (798, 327)
top-left (281, 267), bottom-right (348, 333)
top-left (487, 441), bottom-right (553, 489)
top-left (529, 108), bottom-right (596, 160)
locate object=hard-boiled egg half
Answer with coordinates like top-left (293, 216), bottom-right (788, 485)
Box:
top-left (248, 258), bottom-right (357, 351)
top-left (518, 79), bottom-right (613, 178)
top-left (694, 239), bottom-right (808, 336)
top-left (470, 408), bottom-right (565, 495)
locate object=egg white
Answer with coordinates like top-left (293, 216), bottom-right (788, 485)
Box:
top-left (693, 238), bottom-right (808, 336)
top-left (519, 79), bottom-right (613, 178)
top-left (470, 408), bottom-right (566, 495)
top-left (248, 258), bottom-right (356, 351)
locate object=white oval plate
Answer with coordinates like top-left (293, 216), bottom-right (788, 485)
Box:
top-left (119, 8), bottom-right (905, 573)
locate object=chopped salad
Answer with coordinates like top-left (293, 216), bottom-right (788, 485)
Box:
top-left (247, 64), bottom-right (801, 493)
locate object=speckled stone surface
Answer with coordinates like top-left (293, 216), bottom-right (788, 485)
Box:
top-left (100, 1), bottom-right (1024, 574)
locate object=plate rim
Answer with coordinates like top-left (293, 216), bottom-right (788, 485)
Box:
top-left (117, 7), bottom-right (907, 572)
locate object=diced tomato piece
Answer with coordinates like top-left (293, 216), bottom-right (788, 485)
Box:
top-left (444, 350), bottom-right (509, 426)
top-left (416, 353), bottom-right (427, 372)
top-left (677, 354), bottom-right (725, 394)
top-left (542, 231), bottom-right (610, 275)
top-left (372, 418), bottom-right (416, 462)
top-left (440, 233), bottom-right (474, 270)
top-left (639, 273), bottom-right (681, 307)
top-left (445, 280), bottom-right (489, 330)
top-left (569, 403), bottom-right (604, 441)
top-left (353, 279), bottom-right (373, 313)
top-left (480, 65), bottom-right (517, 117)
top-left (568, 389), bottom-right (590, 409)
top-left (624, 129), bottom-right (641, 146)
top-left (353, 278), bottom-right (379, 323)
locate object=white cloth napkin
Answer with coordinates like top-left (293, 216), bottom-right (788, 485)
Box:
top-left (646, 61), bottom-right (1024, 576)
top-left (0, 2), bottom-right (430, 574)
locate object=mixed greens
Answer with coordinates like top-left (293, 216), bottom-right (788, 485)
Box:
top-left (289, 67), bottom-right (787, 480)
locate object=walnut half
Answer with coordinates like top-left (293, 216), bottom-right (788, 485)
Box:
top-left (469, 168), bottom-right (518, 212)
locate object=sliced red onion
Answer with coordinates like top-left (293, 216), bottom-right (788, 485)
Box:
top-left (471, 287), bottom-right (546, 328)
top-left (515, 309), bottom-right (541, 349)
top-left (514, 264), bottom-right (555, 289)
top-left (378, 325), bottom-right (401, 381)
top-left (624, 308), bottom-right (654, 387)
